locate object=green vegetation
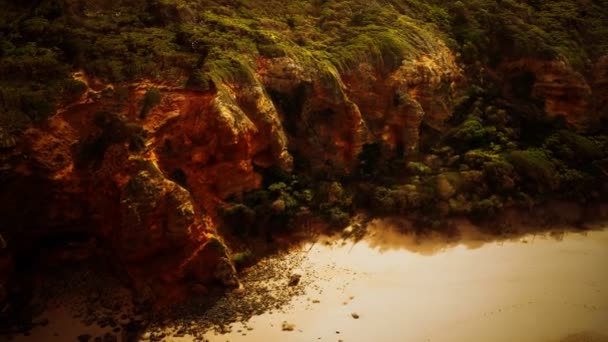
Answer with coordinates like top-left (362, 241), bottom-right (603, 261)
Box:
top-left (425, 0), bottom-right (608, 69)
top-left (1, 0), bottom-right (606, 133)
top-left (543, 130), bottom-right (604, 164)
top-left (1, 0), bottom-right (607, 231)
top-left (220, 167), bottom-right (354, 237)
top-left (342, 70), bottom-right (607, 225)
top-left (256, 76), bottom-right (606, 228)
top-left (508, 149), bottom-right (558, 192)
top-left (231, 249), bottom-right (254, 270)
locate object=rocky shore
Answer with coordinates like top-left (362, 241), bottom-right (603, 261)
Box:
top-left (2, 238), bottom-right (333, 342)
top-left (3, 213), bottom-right (608, 342)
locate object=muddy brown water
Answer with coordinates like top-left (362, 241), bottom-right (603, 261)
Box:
top-left (10, 221), bottom-right (608, 342)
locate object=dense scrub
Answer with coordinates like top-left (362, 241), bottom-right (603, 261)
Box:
top-left (1, 0), bottom-right (608, 236)
top-left (220, 167), bottom-right (353, 237)
top-left (3, 0), bottom-right (605, 130)
top-left (221, 78), bottom-right (608, 236)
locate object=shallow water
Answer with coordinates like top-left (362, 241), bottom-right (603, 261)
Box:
top-left (201, 223), bottom-right (608, 342)
top-left (9, 223), bottom-right (608, 342)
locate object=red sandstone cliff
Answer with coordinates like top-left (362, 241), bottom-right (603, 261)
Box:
top-left (499, 58), bottom-right (608, 131)
top-left (1, 46), bottom-right (606, 307)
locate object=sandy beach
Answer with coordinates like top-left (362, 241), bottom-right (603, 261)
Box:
top-left (7, 223), bottom-right (608, 342)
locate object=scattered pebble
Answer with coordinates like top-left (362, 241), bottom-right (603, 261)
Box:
top-left (288, 274), bottom-right (302, 287)
top-left (1, 236), bottom-right (357, 341)
top-left (281, 321), bottom-right (296, 331)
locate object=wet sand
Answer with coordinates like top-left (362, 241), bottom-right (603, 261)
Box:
top-left (8, 223), bottom-right (608, 342)
top-left (202, 224), bottom-right (608, 342)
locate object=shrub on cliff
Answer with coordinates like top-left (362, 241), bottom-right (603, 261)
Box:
top-left (368, 186), bottom-right (397, 215)
top-left (325, 207), bottom-right (350, 228)
top-left (438, 0), bottom-right (608, 68)
top-left (448, 115), bottom-right (507, 152)
top-left (406, 162), bottom-right (432, 176)
top-left (221, 171), bottom-right (320, 235)
top-left (482, 159), bottom-right (516, 192)
top-left (543, 130), bottom-right (604, 165)
top-left (186, 70), bottom-right (213, 92)
top-left (462, 149), bottom-right (501, 169)
top-left (508, 149), bottom-right (558, 193)
top-left (558, 169), bottom-right (595, 200)
top-left (316, 181), bottom-right (353, 228)
top-left (470, 195), bottom-right (504, 220)
top-left (362, 183), bottom-right (435, 216)
top-left (257, 44), bottom-right (286, 58)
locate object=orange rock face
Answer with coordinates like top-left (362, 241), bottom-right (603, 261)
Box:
top-left (0, 46), bottom-right (463, 300)
top-left (499, 57), bottom-right (608, 131)
top-left (259, 45), bottom-right (462, 170)
top-left (0, 77), bottom-right (245, 299)
top-left (343, 50), bottom-right (462, 156)
top-left (12, 52), bottom-right (608, 303)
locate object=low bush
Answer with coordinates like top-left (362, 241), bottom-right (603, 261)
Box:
top-left (508, 149), bottom-right (557, 192)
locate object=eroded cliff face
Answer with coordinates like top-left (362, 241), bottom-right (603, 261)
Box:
top-left (0, 43), bottom-right (462, 305)
top-left (341, 49), bottom-right (461, 155)
top-left (0, 78), bottom-right (240, 306)
top-left (260, 42), bottom-right (461, 170)
top-left (499, 57), bottom-right (608, 131)
top-left (2, 43), bottom-right (607, 308)
top-left (0, 0), bottom-right (606, 328)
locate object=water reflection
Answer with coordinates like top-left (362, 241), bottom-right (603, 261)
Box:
top-left (9, 221), bottom-right (608, 342)
top-left (359, 217), bottom-right (604, 255)
top-left (204, 223), bottom-right (608, 342)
